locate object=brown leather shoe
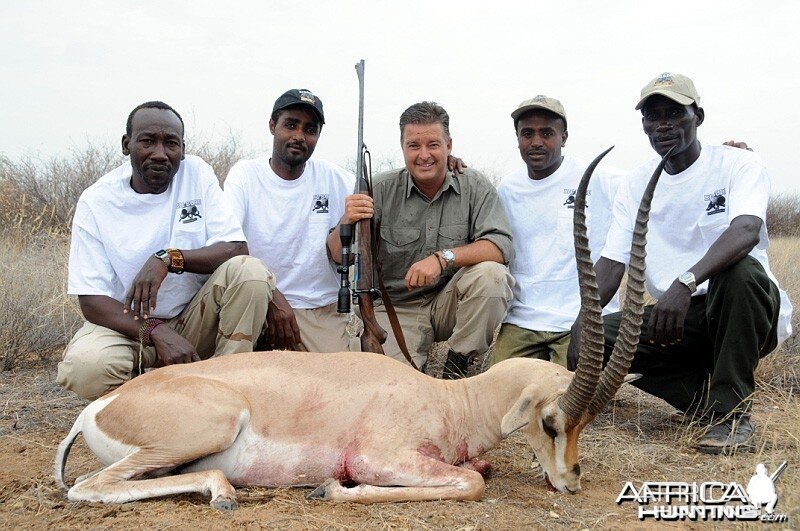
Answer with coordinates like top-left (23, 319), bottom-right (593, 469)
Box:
top-left (696, 415), bottom-right (756, 455)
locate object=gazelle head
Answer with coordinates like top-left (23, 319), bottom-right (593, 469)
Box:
top-left (501, 146), bottom-right (674, 494)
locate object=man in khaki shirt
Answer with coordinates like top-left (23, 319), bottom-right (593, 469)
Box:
top-left (331, 101), bottom-right (514, 375)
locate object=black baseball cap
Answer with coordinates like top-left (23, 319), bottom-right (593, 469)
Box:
top-left (272, 89), bottom-right (325, 124)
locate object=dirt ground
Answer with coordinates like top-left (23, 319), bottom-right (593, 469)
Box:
top-left (1, 358), bottom-right (797, 530)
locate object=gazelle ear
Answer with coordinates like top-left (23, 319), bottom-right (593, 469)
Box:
top-left (623, 373), bottom-right (642, 384)
top-left (501, 395), bottom-right (533, 438)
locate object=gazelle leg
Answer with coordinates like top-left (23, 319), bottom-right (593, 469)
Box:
top-left (68, 376), bottom-right (250, 509)
top-left (68, 451), bottom-right (238, 510)
top-left (308, 452), bottom-right (485, 503)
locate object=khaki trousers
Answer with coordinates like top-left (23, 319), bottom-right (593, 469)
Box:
top-left (57, 256), bottom-right (275, 400)
top-left (491, 323), bottom-right (571, 367)
top-left (290, 303), bottom-right (353, 353)
top-left (374, 262), bottom-right (513, 368)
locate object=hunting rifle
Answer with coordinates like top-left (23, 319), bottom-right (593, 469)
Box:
top-left (337, 59), bottom-right (387, 354)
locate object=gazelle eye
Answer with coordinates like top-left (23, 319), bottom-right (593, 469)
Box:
top-left (543, 421), bottom-right (557, 439)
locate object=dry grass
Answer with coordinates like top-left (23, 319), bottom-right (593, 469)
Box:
top-left (767, 194), bottom-right (800, 238)
top-left (0, 235), bottom-right (81, 371)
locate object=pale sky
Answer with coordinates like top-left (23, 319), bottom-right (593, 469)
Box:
top-left (2, 1), bottom-right (799, 193)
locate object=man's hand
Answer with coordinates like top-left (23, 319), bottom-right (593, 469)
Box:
top-left (342, 194), bottom-right (374, 224)
top-left (723, 140), bottom-right (754, 151)
top-left (266, 289), bottom-right (302, 350)
top-left (150, 325), bottom-right (200, 366)
top-left (647, 280), bottom-right (692, 346)
top-left (124, 255), bottom-right (168, 320)
top-left (447, 155), bottom-right (468, 174)
top-left (567, 317), bottom-right (582, 371)
top-left (405, 254), bottom-right (443, 289)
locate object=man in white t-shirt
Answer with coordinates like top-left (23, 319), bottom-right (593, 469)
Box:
top-left (225, 89), bottom-right (355, 352)
top-left (492, 95), bottom-right (624, 367)
top-left (570, 73), bottom-right (793, 454)
top-left (57, 101), bottom-right (276, 400)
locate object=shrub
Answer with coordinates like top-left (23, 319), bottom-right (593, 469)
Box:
top-left (767, 193), bottom-right (800, 237)
top-left (0, 234), bottom-right (81, 370)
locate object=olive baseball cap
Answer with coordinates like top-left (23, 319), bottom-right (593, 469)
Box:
top-left (272, 89), bottom-right (325, 124)
top-left (511, 95), bottom-right (567, 129)
top-left (635, 72), bottom-right (701, 110)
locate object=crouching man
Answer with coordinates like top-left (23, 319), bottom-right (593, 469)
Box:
top-left (57, 101), bottom-right (275, 400)
top-left (330, 101), bottom-right (514, 376)
top-left (569, 74), bottom-right (793, 454)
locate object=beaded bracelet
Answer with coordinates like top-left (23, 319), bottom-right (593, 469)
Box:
top-left (138, 318), bottom-right (165, 347)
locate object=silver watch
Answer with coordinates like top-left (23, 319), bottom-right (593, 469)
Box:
top-left (678, 271), bottom-right (697, 294)
top-left (440, 249), bottom-right (456, 270)
top-left (154, 249), bottom-right (171, 268)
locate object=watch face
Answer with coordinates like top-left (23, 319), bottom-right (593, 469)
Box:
top-left (679, 272), bottom-right (693, 283)
top-left (442, 249), bottom-right (455, 262)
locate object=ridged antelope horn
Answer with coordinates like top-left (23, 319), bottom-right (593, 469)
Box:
top-left (558, 146), bottom-right (614, 420)
top-left (587, 146), bottom-right (675, 415)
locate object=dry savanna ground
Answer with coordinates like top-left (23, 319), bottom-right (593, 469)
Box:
top-left (0, 148), bottom-right (798, 529)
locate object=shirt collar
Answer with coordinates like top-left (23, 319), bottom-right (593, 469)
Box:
top-left (404, 169), bottom-right (461, 200)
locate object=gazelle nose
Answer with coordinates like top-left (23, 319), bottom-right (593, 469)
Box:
top-left (572, 463), bottom-right (581, 476)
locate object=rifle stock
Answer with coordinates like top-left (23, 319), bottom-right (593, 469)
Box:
top-left (353, 59), bottom-right (387, 354)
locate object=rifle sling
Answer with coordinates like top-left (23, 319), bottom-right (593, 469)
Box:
top-left (376, 272), bottom-right (420, 372)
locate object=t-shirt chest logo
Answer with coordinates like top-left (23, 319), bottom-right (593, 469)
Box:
top-left (704, 188), bottom-right (726, 215)
top-left (176, 199), bottom-right (203, 224)
top-left (311, 194), bottom-right (329, 214)
top-left (562, 188), bottom-right (590, 210)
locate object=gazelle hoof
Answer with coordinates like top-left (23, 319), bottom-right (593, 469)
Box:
top-left (307, 478), bottom-right (337, 500)
top-left (211, 495), bottom-right (238, 512)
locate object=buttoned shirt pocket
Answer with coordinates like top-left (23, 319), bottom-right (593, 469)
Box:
top-left (379, 227), bottom-right (421, 280)
top-left (438, 223), bottom-right (469, 249)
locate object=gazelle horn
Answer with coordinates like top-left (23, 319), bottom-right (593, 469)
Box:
top-left (558, 146), bottom-right (614, 420)
top-left (587, 146), bottom-right (674, 415)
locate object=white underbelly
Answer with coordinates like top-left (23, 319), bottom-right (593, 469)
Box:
top-left (183, 426), bottom-right (342, 487)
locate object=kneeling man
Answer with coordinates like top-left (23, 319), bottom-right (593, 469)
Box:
top-left (572, 74), bottom-right (793, 454)
top-left (58, 101), bottom-right (275, 400)
top-left (330, 101), bottom-right (514, 375)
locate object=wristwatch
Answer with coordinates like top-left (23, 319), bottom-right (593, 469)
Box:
top-left (677, 271), bottom-right (697, 294)
top-left (439, 249), bottom-right (456, 271)
top-left (155, 249), bottom-right (171, 268)
top-left (154, 248), bottom-right (185, 274)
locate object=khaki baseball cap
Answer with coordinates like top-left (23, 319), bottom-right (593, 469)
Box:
top-left (635, 72), bottom-right (701, 110)
top-left (511, 95), bottom-right (567, 128)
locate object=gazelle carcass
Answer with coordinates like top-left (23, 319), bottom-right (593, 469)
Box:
top-left (55, 147), bottom-right (669, 508)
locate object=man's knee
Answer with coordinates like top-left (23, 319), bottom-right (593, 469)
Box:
top-left (712, 256), bottom-right (771, 295)
top-left (456, 262), bottom-right (513, 299)
top-left (216, 256), bottom-right (276, 303)
top-left (57, 344), bottom-right (132, 401)
top-left (220, 256), bottom-right (275, 286)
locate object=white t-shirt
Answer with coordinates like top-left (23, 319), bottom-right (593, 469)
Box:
top-left (224, 157), bottom-right (355, 309)
top-left (498, 155), bottom-right (624, 332)
top-left (603, 143), bottom-right (793, 343)
top-left (68, 155), bottom-right (246, 319)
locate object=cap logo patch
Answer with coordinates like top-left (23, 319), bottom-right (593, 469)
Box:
top-left (534, 95), bottom-right (547, 102)
top-left (299, 89), bottom-right (316, 104)
top-left (654, 72), bottom-right (675, 87)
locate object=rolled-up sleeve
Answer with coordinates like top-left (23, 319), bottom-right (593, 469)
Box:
top-left (470, 175), bottom-right (515, 264)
